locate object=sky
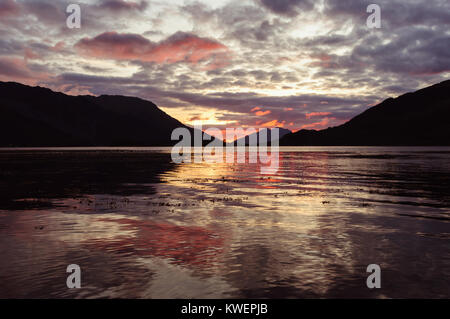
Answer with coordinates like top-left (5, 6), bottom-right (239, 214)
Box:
top-left (0, 0), bottom-right (449, 132)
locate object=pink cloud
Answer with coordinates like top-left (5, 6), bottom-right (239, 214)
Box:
top-left (255, 110), bottom-right (271, 116)
top-left (261, 119), bottom-right (286, 128)
top-left (75, 31), bottom-right (230, 69)
top-left (24, 48), bottom-right (39, 61)
top-left (50, 84), bottom-right (94, 96)
top-left (310, 53), bottom-right (332, 62)
top-left (251, 107), bottom-right (271, 116)
top-left (0, 0), bottom-right (20, 17)
top-left (301, 117), bottom-right (335, 130)
top-left (0, 57), bottom-right (48, 85)
top-left (309, 53), bottom-right (338, 68)
top-left (52, 41), bottom-right (66, 52)
top-left (305, 112), bottom-right (331, 119)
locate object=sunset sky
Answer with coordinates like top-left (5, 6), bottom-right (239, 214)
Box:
top-left (0, 0), bottom-right (449, 131)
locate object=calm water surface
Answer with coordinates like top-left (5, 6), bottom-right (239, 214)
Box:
top-left (0, 147), bottom-right (449, 298)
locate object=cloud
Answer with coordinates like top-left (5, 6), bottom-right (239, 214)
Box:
top-left (306, 112), bottom-right (331, 119)
top-left (2, 0), bottom-right (448, 132)
top-left (189, 115), bottom-right (209, 122)
top-left (255, 110), bottom-right (272, 116)
top-left (349, 28), bottom-right (450, 76)
top-left (97, 0), bottom-right (148, 12)
top-left (0, 0), bottom-right (20, 17)
top-left (75, 31), bottom-right (230, 69)
top-left (261, 119), bottom-right (286, 128)
top-left (324, 0), bottom-right (450, 28)
top-left (50, 69), bottom-right (370, 130)
top-left (0, 57), bottom-right (48, 85)
top-left (301, 117), bottom-right (333, 130)
top-left (0, 39), bottom-right (24, 56)
top-left (21, 0), bottom-right (67, 25)
top-left (24, 48), bottom-right (39, 61)
top-left (257, 0), bottom-right (315, 16)
top-left (251, 107), bottom-right (271, 116)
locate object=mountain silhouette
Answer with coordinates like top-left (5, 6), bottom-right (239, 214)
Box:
top-left (229, 127), bottom-right (291, 146)
top-left (0, 81), bottom-right (203, 147)
top-left (280, 80), bottom-right (450, 146)
top-left (1, 80), bottom-right (449, 147)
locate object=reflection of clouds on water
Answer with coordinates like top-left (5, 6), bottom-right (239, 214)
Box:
top-left (84, 217), bottom-right (225, 268)
top-left (138, 257), bottom-right (236, 299)
top-left (0, 147), bottom-right (450, 298)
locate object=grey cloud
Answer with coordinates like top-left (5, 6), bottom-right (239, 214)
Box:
top-left (97, 0), bottom-right (148, 12)
top-left (0, 39), bottom-right (24, 55)
top-left (257, 0), bottom-right (315, 16)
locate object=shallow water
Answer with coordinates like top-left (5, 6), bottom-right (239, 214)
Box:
top-left (0, 147), bottom-right (449, 298)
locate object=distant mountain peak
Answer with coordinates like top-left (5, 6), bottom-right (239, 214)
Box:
top-left (229, 127), bottom-right (292, 146)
